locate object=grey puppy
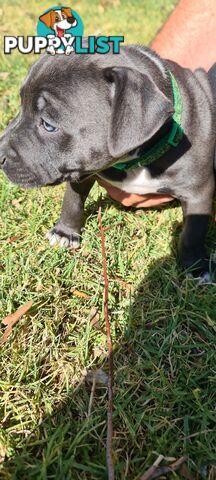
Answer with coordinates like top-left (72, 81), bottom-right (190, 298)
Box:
top-left (0, 45), bottom-right (216, 280)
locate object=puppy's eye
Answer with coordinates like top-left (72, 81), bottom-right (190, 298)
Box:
top-left (42, 119), bottom-right (57, 133)
top-left (55, 16), bottom-right (59, 21)
top-left (62, 14), bottom-right (66, 19)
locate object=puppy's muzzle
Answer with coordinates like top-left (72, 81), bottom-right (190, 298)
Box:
top-left (0, 133), bottom-right (16, 168)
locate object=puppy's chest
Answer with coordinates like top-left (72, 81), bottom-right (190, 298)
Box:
top-left (99, 166), bottom-right (162, 194)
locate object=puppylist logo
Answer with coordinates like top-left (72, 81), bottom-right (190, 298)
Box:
top-left (4, 5), bottom-right (124, 55)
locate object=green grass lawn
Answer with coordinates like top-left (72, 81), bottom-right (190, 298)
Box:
top-left (1, 1), bottom-right (216, 479)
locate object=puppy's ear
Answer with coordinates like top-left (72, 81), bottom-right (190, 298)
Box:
top-left (104, 67), bottom-right (174, 158)
top-left (39, 11), bottom-right (53, 28)
top-left (61, 7), bottom-right (73, 18)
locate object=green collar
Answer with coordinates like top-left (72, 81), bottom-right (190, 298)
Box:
top-left (113, 72), bottom-right (184, 171)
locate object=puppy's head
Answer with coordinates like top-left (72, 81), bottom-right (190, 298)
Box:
top-left (0, 50), bottom-right (173, 188)
top-left (39, 7), bottom-right (77, 34)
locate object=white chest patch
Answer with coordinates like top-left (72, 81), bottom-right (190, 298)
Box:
top-left (101, 167), bottom-right (162, 195)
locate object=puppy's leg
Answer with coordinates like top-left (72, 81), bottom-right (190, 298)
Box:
top-left (178, 184), bottom-right (215, 281)
top-left (47, 177), bottom-right (95, 248)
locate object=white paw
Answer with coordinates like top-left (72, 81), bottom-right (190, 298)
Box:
top-left (186, 271), bottom-right (215, 285)
top-left (198, 272), bottom-right (215, 285)
top-left (46, 229), bottom-right (80, 249)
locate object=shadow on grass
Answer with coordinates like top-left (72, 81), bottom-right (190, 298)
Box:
top-left (1, 212), bottom-right (216, 480)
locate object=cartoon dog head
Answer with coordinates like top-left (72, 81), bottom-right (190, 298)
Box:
top-left (39, 7), bottom-right (77, 37)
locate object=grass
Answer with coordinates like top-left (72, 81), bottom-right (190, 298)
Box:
top-left (1, 0), bottom-right (216, 479)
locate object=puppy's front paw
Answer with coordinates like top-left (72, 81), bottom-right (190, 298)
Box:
top-left (186, 271), bottom-right (215, 285)
top-left (46, 226), bottom-right (81, 249)
top-left (181, 257), bottom-right (216, 284)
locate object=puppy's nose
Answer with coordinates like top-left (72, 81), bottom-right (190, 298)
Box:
top-left (0, 154), bottom-right (7, 166)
